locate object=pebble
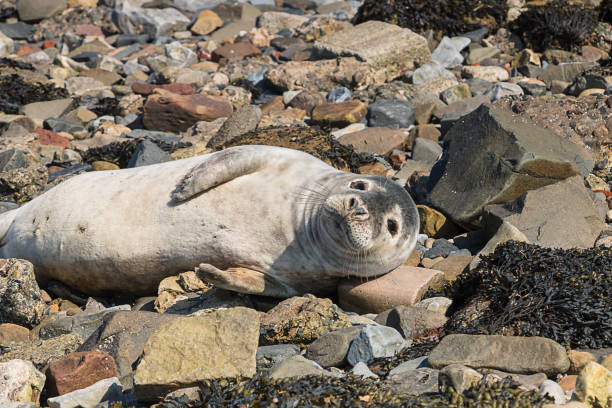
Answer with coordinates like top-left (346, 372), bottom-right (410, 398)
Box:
top-left (346, 325), bottom-right (406, 366)
top-left (412, 61), bottom-right (456, 88)
top-left (367, 99), bottom-right (415, 129)
top-left (539, 379), bottom-right (566, 405)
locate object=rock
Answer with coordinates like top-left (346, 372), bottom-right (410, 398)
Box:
top-left (311, 100), bottom-right (367, 127)
top-left (389, 356), bottom-right (429, 374)
top-left (484, 82), bottom-right (524, 101)
top-left (0, 259), bottom-right (46, 329)
top-left (559, 375), bottom-right (578, 392)
top-left (574, 362), bottom-right (612, 408)
top-left (165, 41), bottom-right (197, 68)
top-left (207, 105), bottom-right (261, 149)
top-left (143, 93), bottom-right (232, 133)
top-left (384, 367), bottom-right (439, 396)
top-left (134, 308), bottom-right (259, 399)
top-left (374, 305), bottom-right (447, 339)
top-left (17, 0), bottom-right (67, 22)
top-left (422, 239), bottom-right (459, 259)
top-left (469, 220), bottom-right (529, 269)
top-left (46, 377), bottom-right (122, 408)
top-left (65, 77), bottom-right (109, 97)
top-left (0, 149), bottom-right (48, 204)
top-left (483, 176), bottom-right (607, 249)
top-left (462, 66), bottom-right (509, 82)
top-left (412, 297), bottom-right (452, 315)
top-left (261, 295), bottom-right (351, 346)
top-left (441, 83), bottom-right (471, 105)
top-left (346, 325), bottom-right (406, 366)
top-left (0, 31), bottom-right (14, 58)
top-left (411, 138), bottom-right (442, 164)
top-left (439, 364), bottom-right (482, 393)
top-left (367, 99), bottom-right (414, 129)
top-left (212, 42), bottom-right (261, 61)
top-left (256, 345), bottom-right (300, 372)
top-left (44, 351), bottom-right (117, 398)
top-left (267, 355), bottom-right (331, 379)
top-left (288, 91), bottom-right (326, 114)
top-left (22, 98), bottom-right (73, 122)
top-left (568, 350), bottom-right (597, 375)
top-left (257, 11), bottom-right (309, 34)
top-left (131, 82), bottom-right (195, 96)
top-left (337, 127), bottom-right (410, 155)
top-left (190, 10), bottom-right (223, 36)
top-left (0, 334), bottom-right (82, 369)
top-left (312, 21), bottom-right (431, 81)
top-left (412, 61), bottom-right (456, 88)
top-left (352, 361), bottom-right (378, 379)
top-left (431, 36), bottom-right (464, 68)
top-left (327, 87), bottom-right (352, 103)
top-left (538, 62), bottom-right (595, 85)
top-left (127, 140), bottom-right (171, 168)
top-left (305, 326), bottom-right (363, 368)
top-left (539, 379), bottom-right (566, 405)
top-left (437, 94), bottom-right (489, 133)
top-left (430, 255), bottom-right (472, 281)
top-left (428, 104), bottom-right (593, 227)
top-left (128, 7), bottom-right (190, 37)
top-left (338, 266), bottom-right (444, 314)
top-left (0, 360), bottom-right (45, 405)
top-left (467, 47), bottom-right (501, 65)
top-left (0, 324), bottom-right (30, 345)
top-left (428, 334), bottom-right (570, 376)
top-left (416, 205), bottom-right (461, 239)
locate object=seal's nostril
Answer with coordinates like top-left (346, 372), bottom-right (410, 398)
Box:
top-left (349, 198), bottom-right (356, 208)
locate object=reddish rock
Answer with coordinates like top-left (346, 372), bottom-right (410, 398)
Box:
top-left (16, 45), bottom-right (36, 56)
top-left (42, 40), bottom-right (56, 49)
top-left (74, 24), bottom-right (104, 37)
top-left (212, 42), bottom-right (261, 61)
top-left (288, 91), bottom-right (326, 114)
top-left (311, 100), bottom-right (367, 127)
top-left (131, 82), bottom-right (195, 96)
top-left (338, 127), bottom-right (409, 155)
top-left (413, 124), bottom-right (441, 144)
top-left (44, 351), bottom-right (117, 397)
top-left (260, 96), bottom-right (285, 115)
top-left (34, 129), bottom-right (69, 148)
top-left (143, 93), bottom-right (232, 132)
top-left (558, 375), bottom-right (577, 392)
top-left (0, 323), bottom-right (30, 344)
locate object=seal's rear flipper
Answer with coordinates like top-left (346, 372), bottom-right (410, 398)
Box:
top-left (196, 263), bottom-right (298, 298)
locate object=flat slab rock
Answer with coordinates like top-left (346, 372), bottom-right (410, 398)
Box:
top-left (428, 334), bottom-right (570, 376)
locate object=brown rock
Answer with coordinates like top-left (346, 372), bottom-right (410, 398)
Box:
top-left (0, 323), bottom-right (30, 345)
top-left (359, 161), bottom-right (393, 177)
top-left (44, 351), bottom-right (117, 397)
top-left (260, 96), bottom-right (285, 115)
top-left (191, 10), bottom-right (223, 36)
top-left (412, 124), bottom-right (441, 144)
top-left (288, 91), bottom-right (326, 115)
top-left (430, 255), bottom-right (472, 282)
top-left (338, 127), bottom-right (410, 155)
top-left (212, 42), bottom-right (261, 61)
top-left (559, 375), bottom-right (578, 392)
top-left (91, 161), bottom-right (120, 171)
top-left (338, 266), bottom-right (444, 314)
top-left (131, 82), bottom-right (195, 96)
top-left (568, 350), bottom-right (597, 375)
top-left (311, 100), bottom-right (367, 127)
top-left (143, 93), bottom-right (232, 133)
top-left (403, 250), bottom-right (422, 267)
top-left (416, 205), bottom-right (462, 238)
top-left (375, 305), bottom-right (447, 339)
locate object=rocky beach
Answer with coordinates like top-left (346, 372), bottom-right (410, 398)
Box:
top-left (0, 0), bottom-right (611, 406)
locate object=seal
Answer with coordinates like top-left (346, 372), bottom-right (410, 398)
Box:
top-left (0, 145), bottom-right (419, 297)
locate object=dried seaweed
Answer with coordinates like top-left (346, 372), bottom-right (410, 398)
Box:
top-left (0, 74), bottom-right (69, 113)
top-left (436, 241), bottom-right (611, 349)
top-left (599, 0), bottom-right (612, 23)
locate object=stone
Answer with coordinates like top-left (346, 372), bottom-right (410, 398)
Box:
top-left (257, 12), bottom-right (309, 34)
top-left (428, 104), bottom-right (593, 227)
top-left (470, 220), bottom-right (529, 269)
top-left (127, 140), bottom-right (171, 168)
top-left (411, 138), bottom-right (442, 164)
top-left (0, 334), bottom-right (82, 369)
top-left (423, 239), bottom-right (459, 259)
top-left (66, 77), bottom-right (110, 97)
top-left (559, 375), bottom-right (578, 392)
top-left (0, 360), bottom-right (45, 404)
top-left (261, 295), bottom-right (351, 346)
top-left (384, 367), bottom-right (439, 396)
top-left (367, 99), bottom-right (414, 129)
top-left (288, 91), bottom-right (326, 114)
top-left (352, 362), bottom-right (378, 379)
top-left (305, 326), bottom-right (363, 368)
top-left (267, 355), bottom-right (331, 379)
top-left (574, 362), bottom-right (612, 408)
top-left (538, 62), bottom-right (595, 85)
top-left (212, 42), bottom-right (261, 61)
top-left (437, 95), bottom-right (489, 133)
top-left (0, 22), bottom-right (34, 40)
top-left (484, 82), bottom-right (524, 101)
top-left (256, 345), bottom-right (300, 372)
top-left (441, 83), bottom-right (471, 105)
top-left (462, 66), bottom-right (509, 82)
top-left (412, 297), bottom-right (452, 315)
top-left (0, 31), bottom-right (14, 58)
top-left (128, 8), bottom-right (190, 37)
top-left (431, 36), bottom-right (464, 68)
top-left (439, 364), bottom-right (483, 393)
top-left (346, 325), bottom-right (405, 366)
top-left (412, 61), bottom-right (456, 88)
top-left (338, 266), bottom-right (444, 314)
top-left (17, 0), bottom-right (67, 22)
top-left (312, 21), bottom-right (431, 81)
top-left (79, 69), bottom-right (121, 87)
top-left (190, 10), bottom-right (223, 36)
top-left (311, 100), bottom-right (367, 127)
top-left (131, 82), bottom-right (195, 96)
top-left (46, 377), bottom-right (122, 408)
top-left (483, 176), bottom-right (607, 249)
top-left (374, 305), bottom-right (447, 339)
top-left (416, 205), bottom-right (461, 239)
top-left (601, 354), bottom-right (612, 371)
top-left (430, 255), bottom-right (472, 281)
top-left (21, 99), bottom-right (73, 122)
top-left (539, 379), bottom-right (566, 405)
top-left (0, 259), bottom-right (46, 329)
top-left (0, 149), bottom-right (47, 205)
top-left (467, 47), bottom-right (501, 65)
top-left (134, 308), bottom-right (259, 398)
top-left (0, 324), bottom-right (30, 345)
top-left (165, 42), bottom-right (197, 68)
top-left (389, 357), bottom-right (429, 374)
top-left (207, 105), bottom-right (262, 149)
top-left (327, 87), bottom-right (352, 103)
top-left (428, 334), bottom-right (570, 376)
top-left (337, 128), bottom-right (410, 156)
top-left (44, 351), bottom-right (117, 397)
top-left (568, 350), bottom-right (597, 375)
top-left (143, 93), bottom-right (232, 133)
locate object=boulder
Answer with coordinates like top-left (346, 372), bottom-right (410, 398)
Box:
top-left (17, 0), bottom-right (67, 22)
top-left (346, 325), bottom-right (406, 366)
top-left (0, 334), bottom-right (82, 370)
top-left (427, 104), bottom-right (593, 227)
top-left (374, 305), bottom-right (447, 339)
top-left (0, 149), bottom-right (48, 204)
top-left (0, 323), bottom-right (30, 345)
top-left (574, 362), bottom-right (612, 408)
top-left (0, 259), bottom-right (46, 329)
top-left (44, 351), bottom-right (117, 397)
top-left (46, 377), bottom-right (122, 408)
top-left (0, 360), bottom-right (45, 404)
top-left (384, 367), bottom-right (440, 396)
top-left (337, 128), bottom-right (409, 156)
top-left (267, 355), bottom-right (331, 379)
top-left (305, 326), bottom-right (363, 368)
top-left (256, 345), bottom-right (300, 372)
top-left (207, 105), bottom-right (262, 149)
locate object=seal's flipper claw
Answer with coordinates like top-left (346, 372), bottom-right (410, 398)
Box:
top-left (196, 263), bottom-right (298, 298)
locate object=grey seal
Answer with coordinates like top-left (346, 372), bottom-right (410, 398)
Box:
top-left (0, 145), bottom-right (419, 297)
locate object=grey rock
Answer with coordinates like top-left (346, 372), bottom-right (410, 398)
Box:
top-left (439, 364), bottom-right (482, 393)
top-left (44, 118), bottom-right (84, 135)
top-left (566, 74), bottom-right (611, 97)
top-left (305, 325), bottom-right (363, 368)
top-left (53, 149), bottom-right (82, 166)
top-left (466, 47), bottom-right (501, 65)
top-left (0, 259), bottom-right (46, 329)
top-left (351, 362), bottom-right (378, 379)
top-left (0, 334), bottom-right (82, 369)
top-left (125, 129), bottom-right (181, 144)
top-left (346, 325), bottom-right (405, 366)
top-left (127, 140), bottom-right (171, 168)
top-left (464, 78), bottom-right (492, 96)
top-left (65, 77), bottom-right (109, 97)
top-left (539, 379), bottom-right (566, 404)
top-left (412, 61), bottom-right (455, 88)
top-left (482, 176), bottom-right (607, 249)
top-left (428, 104), bottom-right (593, 226)
top-left (423, 239), bottom-right (459, 259)
top-left (538, 62), bottom-right (596, 85)
top-left (461, 27), bottom-right (488, 42)
top-left (17, 0), bottom-right (67, 22)
top-left (431, 36), bottom-right (464, 68)
top-left (412, 297), bottom-right (452, 315)
top-left (327, 87), bottom-right (352, 103)
top-left (267, 355), bottom-right (331, 379)
top-left (21, 99), bottom-right (73, 122)
top-left (367, 99), bottom-right (414, 129)
top-left (484, 82), bottom-right (524, 101)
top-left (256, 344), bottom-right (300, 371)
top-left (384, 368), bottom-right (439, 396)
top-left (173, 0), bottom-right (224, 12)
top-left (518, 81), bottom-right (547, 96)
top-left (0, 22), bottom-right (34, 40)
top-left (437, 94), bottom-right (489, 133)
top-left (411, 138), bottom-right (442, 164)
top-left (257, 12), bottom-right (309, 34)
top-left (448, 36), bottom-right (470, 52)
top-left (480, 369), bottom-right (547, 390)
top-left (389, 356), bottom-right (429, 375)
top-left (129, 7), bottom-right (190, 37)
top-left (47, 377), bottom-right (123, 408)
top-left (374, 305), bottom-right (447, 339)
top-left (39, 310), bottom-right (117, 342)
top-left (207, 105), bottom-right (262, 149)
top-left (428, 334), bottom-right (570, 376)
top-left (165, 41), bottom-right (197, 68)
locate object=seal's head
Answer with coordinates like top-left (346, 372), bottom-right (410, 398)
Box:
top-left (320, 175), bottom-right (420, 277)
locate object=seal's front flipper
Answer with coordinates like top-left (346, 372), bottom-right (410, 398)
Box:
top-left (196, 263), bottom-right (298, 298)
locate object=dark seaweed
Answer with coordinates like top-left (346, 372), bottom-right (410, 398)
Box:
top-left (0, 74), bottom-right (69, 112)
top-left (599, 0), bottom-right (612, 24)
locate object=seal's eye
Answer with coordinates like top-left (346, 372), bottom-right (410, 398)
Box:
top-left (387, 219), bottom-right (398, 236)
top-left (350, 181), bottom-right (367, 190)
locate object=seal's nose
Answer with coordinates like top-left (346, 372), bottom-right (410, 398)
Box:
top-left (347, 197), bottom-right (368, 216)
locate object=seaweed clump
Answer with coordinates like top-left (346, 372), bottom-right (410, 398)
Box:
top-left (0, 74), bottom-right (69, 114)
top-left (439, 241), bottom-right (611, 349)
top-left (600, 0), bottom-right (612, 23)
top-left (511, 1), bottom-right (598, 51)
top-left (352, 0), bottom-right (506, 37)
